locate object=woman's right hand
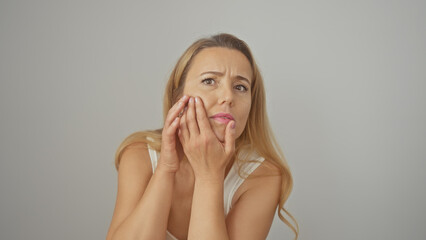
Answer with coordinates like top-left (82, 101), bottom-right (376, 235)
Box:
top-left (158, 95), bottom-right (189, 173)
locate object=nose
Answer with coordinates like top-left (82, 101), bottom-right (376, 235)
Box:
top-left (217, 83), bottom-right (234, 107)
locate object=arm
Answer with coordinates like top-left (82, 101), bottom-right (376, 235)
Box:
top-left (106, 145), bottom-right (176, 240)
top-left (188, 178), bottom-right (229, 240)
top-left (189, 163), bottom-right (282, 240)
top-left (180, 97), bottom-right (281, 239)
top-left (225, 164), bottom-right (282, 240)
top-left (106, 95), bottom-right (190, 240)
top-left (178, 97), bottom-right (235, 239)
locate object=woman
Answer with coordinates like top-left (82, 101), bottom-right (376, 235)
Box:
top-left (106, 33), bottom-right (299, 240)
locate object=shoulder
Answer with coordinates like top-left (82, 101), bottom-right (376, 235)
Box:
top-left (247, 159), bottom-right (282, 184)
top-left (119, 142), bottom-right (153, 174)
top-left (236, 148), bottom-right (282, 179)
top-left (241, 159), bottom-right (282, 200)
top-left (225, 159), bottom-right (282, 239)
top-left (256, 159), bottom-right (282, 175)
top-left (121, 142), bottom-right (151, 161)
top-left (232, 159), bottom-right (282, 207)
top-left (106, 142), bottom-right (154, 239)
top-left (250, 159), bottom-right (282, 197)
top-left (116, 142), bottom-right (154, 197)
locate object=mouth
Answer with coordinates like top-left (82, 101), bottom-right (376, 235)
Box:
top-left (211, 117), bottom-right (232, 124)
top-left (210, 113), bottom-right (235, 124)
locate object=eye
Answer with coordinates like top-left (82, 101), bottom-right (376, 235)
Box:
top-left (235, 84), bottom-right (248, 92)
top-left (201, 78), bottom-right (215, 85)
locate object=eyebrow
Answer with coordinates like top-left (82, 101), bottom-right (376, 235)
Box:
top-left (200, 71), bottom-right (251, 85)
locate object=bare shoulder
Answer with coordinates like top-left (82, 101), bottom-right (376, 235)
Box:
top-left (118, 142), bottom-right (153, 178)
top-left (253, 159), bottom-right (282, 177)
top-left (246, 159), bottom-right (282, 188)
top-left (232, 159), bottom-right (282, 206)
top-left (250, 159), bottom-right (282, 197)
top-left (106, 142), bottom-right (154, 239)
top-left (226, 159), bottom-right (282, 239)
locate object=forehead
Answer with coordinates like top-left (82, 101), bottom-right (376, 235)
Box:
top-left (188, 47), bottom-right (253, 79)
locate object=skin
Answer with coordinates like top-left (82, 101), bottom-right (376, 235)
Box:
top-left (175, 47), bottom-right (253, 181)
top-left (157, 47), bottom-right (253, 175)
top-left (106, 47), bottom-right (281, 240)
top-left (175, 47), bottom-right (254, 238)
top-left (182, 47), bottom-right (253, 143)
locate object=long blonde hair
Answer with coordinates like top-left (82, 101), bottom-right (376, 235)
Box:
top-left (114, 33), bottom-right (299, 239)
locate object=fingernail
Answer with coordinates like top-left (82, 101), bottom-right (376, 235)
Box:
top-left (231, 121), bottom-right (236, 129)
top-left (178, 96), bottom-right (187, 105)
top-left (189, 97), bottom-right (193, 103)
top-left (195, 97), bottom-right (198, 103)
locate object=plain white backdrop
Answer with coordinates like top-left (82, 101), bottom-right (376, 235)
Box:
top-left (1, 0), bottom-right (425, 239)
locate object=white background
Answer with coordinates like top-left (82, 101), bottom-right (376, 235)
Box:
top-left (1, 0), bottom-right (425, 239)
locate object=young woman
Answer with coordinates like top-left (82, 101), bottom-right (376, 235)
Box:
top-left (106, 33), bottom-right (299, 240)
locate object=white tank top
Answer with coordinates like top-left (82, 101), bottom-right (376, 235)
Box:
top-left (146, 144), bottom-right (264, 240)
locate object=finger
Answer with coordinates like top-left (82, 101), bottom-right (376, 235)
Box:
top-left (165, 95), bottom-right (189, 127)
top-left (177, 128), bottom-right (183, 144)
top-left (163, 117), bottom-right (181, 146)
top-left (177, 128), bottom-right (187, 154)
top-left (165, 116), bottom-right (180, 139)
top-left (165, 96), bottom-right (188, 129)
top-left (186, 97), bottom-right (200, 136)
top-left (224, 120), bottom-right (236, 155)
top-left (194, 97), bottom-right (214, 134)
top-left (179, 107), bottom-right (190, 140)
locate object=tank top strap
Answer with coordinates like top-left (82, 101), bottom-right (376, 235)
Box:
top-left (146, 137), bottom-right (158, 173)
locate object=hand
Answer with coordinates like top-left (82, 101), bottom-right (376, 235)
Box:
top-left (158, 95), bottom-right (189, 173)
top-left (178, 97), bottom-right (236, 181)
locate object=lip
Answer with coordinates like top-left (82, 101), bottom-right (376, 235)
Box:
top-left (210, 113), bottom-right (235, 124)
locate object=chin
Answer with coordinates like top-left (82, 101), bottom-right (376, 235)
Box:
top-left (213, 128), bottom-right (226, 143)
top-left (209, 119), bottom-right (226, 142)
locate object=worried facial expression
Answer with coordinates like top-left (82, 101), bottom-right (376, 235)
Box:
top-left (182, 47), bottom-right (253, 142)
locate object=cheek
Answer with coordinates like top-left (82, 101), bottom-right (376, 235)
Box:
top-left (183, 90), bottom-right (215, 117)
top-left (194, 94), bottom-right (215, 112)
top-left (182, 81), bottom-right (201, 97)
top-left (182, 85), bottom-right (210, 103)
top-left (235, 100), bottom-right (251, 134)
top-left (240, 99), bottom-right (252, 120)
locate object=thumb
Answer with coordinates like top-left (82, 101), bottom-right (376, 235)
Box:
top-left (224, 120), bottom-right (236, 154)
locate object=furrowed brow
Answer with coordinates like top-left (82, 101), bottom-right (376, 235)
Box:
top-left (200, 71), bottom-right (251, 84)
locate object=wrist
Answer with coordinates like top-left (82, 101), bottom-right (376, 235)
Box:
top-left (156, 162), bottom-right (179, 174)
top-left (194, 174), bottom-right (225, 185)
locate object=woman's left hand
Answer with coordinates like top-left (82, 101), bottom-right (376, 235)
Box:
top-left (178, 97), bottom-right (236, 182)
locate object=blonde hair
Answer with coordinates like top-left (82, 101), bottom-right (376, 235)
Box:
top-left (114, 33), bottom-right (299, 239)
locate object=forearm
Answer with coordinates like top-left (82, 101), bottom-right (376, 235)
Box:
top-left (111, 166), bottom-right (175, 240)
top-left (188, 178), bottom-right (229, 240)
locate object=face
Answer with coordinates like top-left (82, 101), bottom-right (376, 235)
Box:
top-left (182, 47), bottom-right (253, 142)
